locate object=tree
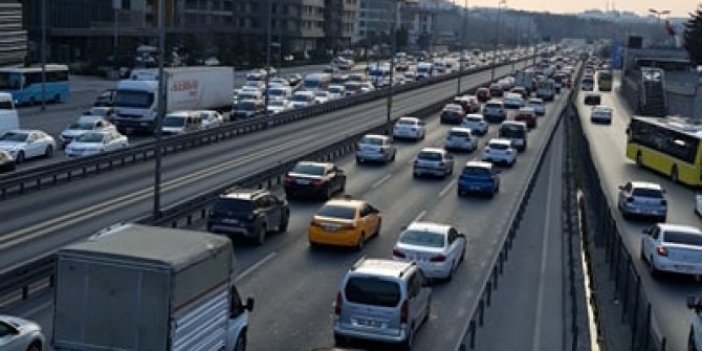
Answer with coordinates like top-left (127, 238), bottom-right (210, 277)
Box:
top-left (683, 4), bottom-right (702, 65)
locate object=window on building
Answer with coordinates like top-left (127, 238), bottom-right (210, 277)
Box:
top-left (122, 0), bottom-right (131, 10)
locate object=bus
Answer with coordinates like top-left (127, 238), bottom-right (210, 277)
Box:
top-left (626, 116), bottom-right (702, 187)
top-left (0, 65), bottom-right (70, 105)
top-left (597, 70), bottom-right (612, 91)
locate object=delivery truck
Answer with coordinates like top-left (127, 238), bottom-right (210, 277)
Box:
top-left (0, 92), bottom-right (19, 135)
top-left (52, 223), bottom-right (253, 351)
top-left (112, 66), bottom-right (234, 133)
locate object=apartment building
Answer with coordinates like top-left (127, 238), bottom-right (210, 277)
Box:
top-left (353, 0), bottom-right (435, 48)
top-left (0, 0), bottom-right (27, 66)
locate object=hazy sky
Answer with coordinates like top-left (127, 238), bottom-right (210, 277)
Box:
top-left (461, 0), bottom-right (698, 17)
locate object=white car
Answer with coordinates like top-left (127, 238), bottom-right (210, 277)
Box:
top-left (199, 110), bottom-right (225, 129)
top-left (65, 130), bottom-right (129, 158)
top-left (413, 147), bottom-right (454, 178)
top-left (696, 193), bottom-right (702, 217)
top-left (641, 224), bottom-right (702, 278)
top-left (590, 105), bottom-right (613, 124)
top-left (314, 90), bottom-right (332, 104)
top-left (60, 116), bottom-right (116, 148)
top-left (267, 99), bottom-right (293, 114)
top-left (461, 114), bottom-right (488, 135)
top-left (527, 98), bottom-right (546, 115)
top-left (503, 92), bottom-right (525, 109)
top-left (617, 181), bottom-right (667, 222)
top-left (328, 85), bottom-right (346, 99)
top-left (0, 130), bottom-right (56, 163)
top-left (444, 127), bottom-right (478, 152)
top-left (393, 117), bottom-right (425, 141)
top-left (291, 91), bottom-right (316, 108)
top-left (481, 138), bottom-right (517, 166)
top-left (392, 222), bottom-right (467, 280)
top-left (242, 80), bottom-right (265, 93)
top-left (0, 315), bottom-right (46, 351)
top-left (356, 134), bottom-right (396, 164)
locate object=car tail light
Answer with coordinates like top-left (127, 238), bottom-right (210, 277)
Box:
top-left (311, 179), bottom-right (324, 187)
top-left (378, 148), bottom-right (385, 154)
top-left (334, 291), bottom-right (342, 315)
top-left (400, 299), bottom-right (409, 324)
top-left (506, 150), bottom-right (513, 154)
top-left (430, 254), bottom-right (447, 262)
top-left (393, 249), bottom-right (406, 258)
top-left (656, 246), bottom-right (668, 257)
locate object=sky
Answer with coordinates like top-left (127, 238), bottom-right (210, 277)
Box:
top-left (459, 0), bottom-right (697, 18)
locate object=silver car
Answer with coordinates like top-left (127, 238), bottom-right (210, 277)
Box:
top-left (641, 224), bottom-right (702, 277)
top-left (356, 134), bottom-right (397, 164)
top-left (461, 114), bottom-right (488, 135)
top-left (0, 315), bottom-right (46, 351)
top-left (334, 258), bottom-right (431, 349)
top-left (444, 127), bottom-right (477, 152)
top-left (392, 222), bottom-right (467, 280)
top-left (413, 148), bottom-right (454, 178)
top-left (617, 181), bottom-right (667, 222)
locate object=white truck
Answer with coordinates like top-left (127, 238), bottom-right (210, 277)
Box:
top-left (52, 223), bottom-right (253, 351)
top-left (416, 62), bottom-right (434, 80)
top-left (0, 92), bottom-right (19, 135)
top-left (113, 67), bottom-right (234, 133)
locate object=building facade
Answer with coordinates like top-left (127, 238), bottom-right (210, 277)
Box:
top-left (0, 0), bottom-right (27, 66)
top-left (353, 0), bottom-right (435, 49)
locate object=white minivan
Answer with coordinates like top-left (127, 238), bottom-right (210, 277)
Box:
top-left (0, 93), bottom-right (20, 136)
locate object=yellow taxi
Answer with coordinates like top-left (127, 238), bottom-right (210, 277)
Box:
top-left (308, 197), bottom-right (382, 250)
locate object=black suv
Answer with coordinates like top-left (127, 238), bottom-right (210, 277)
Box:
top-left (207, 189), bottom-right (289, 245)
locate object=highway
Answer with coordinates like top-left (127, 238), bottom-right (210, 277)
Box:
top-left (6, 64), bottom-right (569, 350)
top-left (575, 76), bottom-right (702, 351)
top-left (0, 59), bottom-right (531, 271)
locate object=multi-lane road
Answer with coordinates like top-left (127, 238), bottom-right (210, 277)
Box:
top-left (576, 75), bottom-right (702, 351)
top-left (2, 59), bottom-right (570, 350)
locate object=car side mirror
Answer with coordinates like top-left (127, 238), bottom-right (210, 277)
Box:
top-left (457, 233), bottom-right (466, 238)
top-left (642, 228), bottom-right (652, 236)
top-left (245, 297), bottom-right (255, 312)
top-left (618, 185), bottom-right (625, 191)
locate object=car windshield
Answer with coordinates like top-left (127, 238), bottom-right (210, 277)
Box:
top-left (315, 92), bottom-right (328, 97)
top-left (76, 133), bottom-right (105, 143)
top-left (397, 119), bottom-right (416, 126)
top-left (114, 90), bottom-right (154, 108)
top-left (486, 103), bottom-right (502, 109)
top-left (664, 231), bottom-right (702, 246)
top-left (489, 142), bottom-right (509, 150)
top-left (237, 101), bottom-right (256, 110)
top-left (344, 277), bottom-right (401, 307)
top-left (213, 198), bottom-right (254, 213)
top-left (360, 137), bottom-right (383, 145)
top-left (500, 125), bottom-right (525, 138)
top-left (270, 100), bottom-right (285, 107)
top-left (400, 230), bottom-right (445, 248)
top-left (316, 204), bottom-right (356, 220)
top-left (449, 130), bottom-right (470, 138)
top-left (632, 188), bottom-right (663, 198)
top-left (162, 116), bottom-right (186, 127)
top-left (465, 116), bottom-right (482, 123)
top-left (68, 122), bottom-right (94, 130)
top-left (0, 132), bottom-right (28, 142)
top-left (418, 151), bottom-right (442, 160)
top-left (293, 94), bottom-right (311, 102)
top-left (329, 86), bottom-right (343, 93)
top-left (291, 163), bottom-right (325, 176)
top-left (463, 166), bottom-right (491, 176)
top-left (268, 89), bottom-right (284, 96)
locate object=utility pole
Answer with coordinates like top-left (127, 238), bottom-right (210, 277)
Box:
top-left (40, 0), bottom-right (46, 111)
top-left (457, 0), bottom-right (468, 95)
top-left (386, 0), bottom-right (399, 135)
top-left (153, 0), bottom-right (166, 219)
top-left (113, 0), bottom-right (119, 69)
top-left (489, 0), bottom-right (506, 82)
top-left (264, 0), bottom-right (273, 117)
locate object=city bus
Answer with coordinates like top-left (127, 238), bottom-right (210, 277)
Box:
top-left (0, 65), bottom-right (70, 105)
top-left (597, 70), bottom-right (612, 91)
top-left (626, 116), bottom-right (702, 187)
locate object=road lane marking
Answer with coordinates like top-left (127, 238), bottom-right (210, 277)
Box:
top-left (531, 134), bottom-right (560, 351)
top-left (371, 174), bottom-right (393, 189)
top-left (439, 179), bottom-right (457, 198)
top-left (412, 210), bottom-right (426, 223)
top-left (22, 299), bottom-right (53, 318)
top-left (235, 252), bottom-right (277, 283)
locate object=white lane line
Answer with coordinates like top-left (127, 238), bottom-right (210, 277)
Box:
top-left (412, 210), bottom-right (427, 223)
top-left (531, 137), bottom-right (559, 351)
top-left (439, 179), bottom-right (457, 198)
top-left (371, 174), bottom-right (393, 189)
top-left (235, 252), bottom-right (277, 283)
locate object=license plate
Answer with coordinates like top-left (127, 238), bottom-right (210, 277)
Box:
top-left (470, 186), bottom-right (480, 190)
top-left (676, 265), bottom-right (694, 272)
top-left (297, 179), bottom-right (310, 185)
top-left (322, 224), bottom-right (339, 231)
top-left (222, 219), bottom-right (238, 224)
top-left (358, 319), bottom-right (382, 327)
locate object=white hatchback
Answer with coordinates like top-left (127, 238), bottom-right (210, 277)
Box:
top-left (641, 224), bottom-right (702, 278)
top-left (461, 114), bottom-right (488, 135)
top-left (590, 105), bottom-right (613, 124)
top-left (444, 127), bottom-right (478, 152)
top-left (481, 138), bottom-right (517, 166)
top-left (393, 117), bottom-right (426, 141)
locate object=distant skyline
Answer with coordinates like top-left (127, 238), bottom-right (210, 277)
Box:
top-left (456, 0), bottom-right (697, 18)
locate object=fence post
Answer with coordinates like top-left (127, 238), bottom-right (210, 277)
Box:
top-left (629, 277), bottom-right (641, 350)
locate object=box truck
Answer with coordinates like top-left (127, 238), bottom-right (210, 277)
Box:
top-left (52, 223), bottom-right (253, 351)
top-left (514, 70), bottom-right (535, 93)
top-left (0, 92), bottom-right (19, 135)
top-left (112, 67), bottom-right (234, 133)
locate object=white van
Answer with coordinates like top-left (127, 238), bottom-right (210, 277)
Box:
top-left (0, 93), bottom-right (19, 136)
top-left (161, 111), bottom-right (202, 135)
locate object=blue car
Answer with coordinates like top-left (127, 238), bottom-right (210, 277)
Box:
top-left (457, 161), bottom-right (500, 197)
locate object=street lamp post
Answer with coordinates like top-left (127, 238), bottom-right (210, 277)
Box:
top-left (386, 0), bottom-right (399, 135)
top-left (489, 0), bottom-right (506, 82)
top-left (648, 8), bottom-right (670, 25)
top-left (456, 0), bottom-right (468, 96)
top-left (153, 0), bottom-right (166, 219)
top-left (40, 0), bottom-right (46, 111)
top-left (265, 0), bottom-right (273, 117)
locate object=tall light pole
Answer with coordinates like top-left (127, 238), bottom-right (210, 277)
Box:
top-left (153, 0), bottom-right (166, 219)
top-left (386, 0), bottom-right (399, 135)
top-left (456, 0), bottom-right (468, 96)
top-left (489, 0), bottom-right (506, 82)
top-left (264, 0), bottom-right (273, 117)
top-left (648, 8), bottom-right (670, 26)
top-left (113, 0), bottom-right (120, 69)
top-left (40, 0), bottom-right (46, 111)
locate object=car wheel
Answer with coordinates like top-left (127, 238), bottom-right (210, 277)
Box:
top-left (355, 233), bottom-right (366, 251)
top-left (640, 243), bottom-right (646, 261)
top-left (15, 151), bottom-right (25, 164)
top-left (254, 225), bottom-right (266, 246)
top-left (689, 327), bottom-right (698, 351)
top-left (413, 171), bottom-right (419, 179)
top-left (44, 145), bottom-right (53, 158)
top-left (278, 213), bottom-right (289, 232)
top-left (400, 327), bottom-right (414, 351)
top-left (457, 189), bottom-right (465, 197)
top-left (356, 156), bottom-right (363, 164)
top-left (374, 219), bottom-right (382, 237)
top-left (446, 261), bottom-right (455, 281)
top-left (635, 151), bottom-right (643, 167)
top-left (53, 94), bottom-right (61, 103)
top-left (234, 331), bottom-right (247, 351)
top-left (649, 256), bottom-right (660, 278)
top-left (670, 166), bottom-right (679, 183)
top-left (325, 186), bottom-right (332, 200)
top-left (334, 333), bottom-right (348, 347)
top-left (390, 152), bottom-right (396, 162)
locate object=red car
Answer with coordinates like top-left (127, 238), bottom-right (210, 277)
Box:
top-left (514, 107), bottom-right (537, 129)
top-left (453, 95), bottom-right (481, 114)
top-left (476, 87), bottom-right (491, 103)
top-left (440, 103), bottom-right (466, 124)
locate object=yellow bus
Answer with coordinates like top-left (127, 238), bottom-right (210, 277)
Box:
top-left (626, 116), bottom-right (702, 187)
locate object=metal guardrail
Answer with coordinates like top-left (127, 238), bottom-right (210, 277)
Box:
top-left (0, 58), bottom-right (533, 200)
top-left (0, 73), bottom-right (495, 313)
top-left (456, 63), bottom-right (584, 350)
